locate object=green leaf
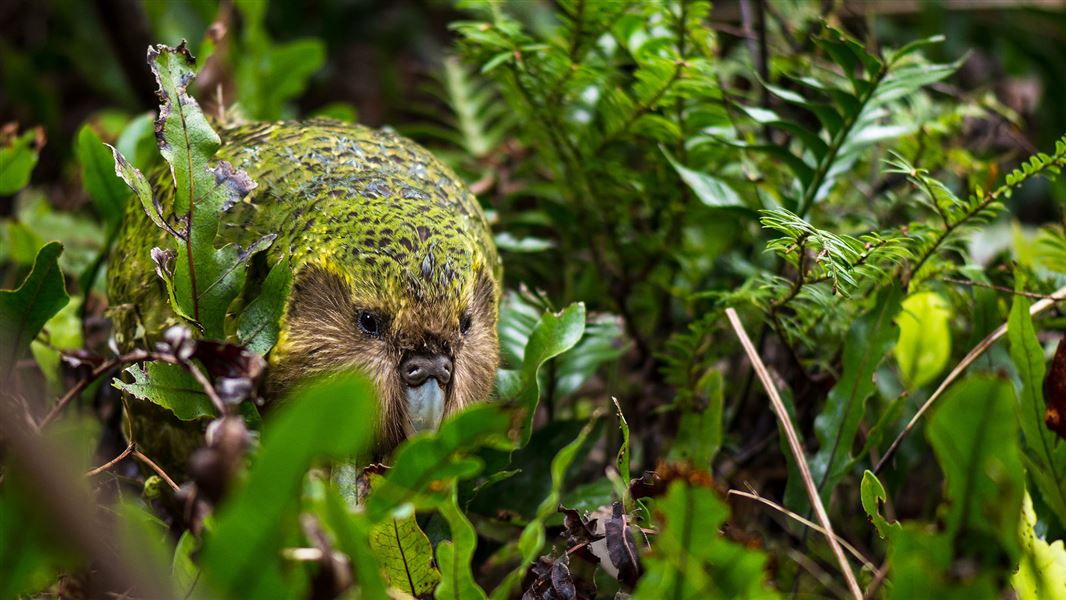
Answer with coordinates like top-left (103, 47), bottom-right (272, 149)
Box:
top-left (150, 43), bottom-right (221, 219)
top-left (0, 241), bottom-right (69, 378)
top-left (633, 482), bottom-right (775, 599)
top-left (370, 512), bottom-right (441, 596)
top-left (367, 404), bottom-right (511, 520)
top-left (491, 414), bottom-right (600, 600)
top-left (812, 285), bottom-right (902, 502)
top-left (1012, 492), bottom-right (1066, 600)
top-left (435, 486), bottom-right (487, 600)
top-left (669, 369), bottom-right (724, 468)
top-left (75, 125), bottom-right (128, 234)
top-left (497, 302), bottom-right (586, 447)
top-left (171, 531), bottom-right (201, 600)
top-left (895, 291), bottom-right (952, 389)
top-left (0, 128), bottom-right (42, 194)
top-left (236, 254), bottom-right (292, 354)
top-left (860, 470), bottom-right (900, 540)
top-left (115, 111), bottom-right (158, 170)
top-left (108, 144), bottom-right (169, 233)
top-left (112, 362), bottom-right (216, 421)
top-left (320, 488), bottom-right (390, 598)
top-left (614, 398), bottom-right (631, 489)
top-left (928, 376), bottom-right (1023, 556)
top-left (1007, 294), bottom-right (1066, 528)
top-left (200, 373), bottom-right (377, 599)
top-left (663, 147), bottom-right (745, 209)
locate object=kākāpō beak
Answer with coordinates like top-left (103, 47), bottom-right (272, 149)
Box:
top-left (400, 352), bottom-right (452, 432)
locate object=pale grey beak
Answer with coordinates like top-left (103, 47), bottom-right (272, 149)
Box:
top-left (406, 380), bottom-right (446, 432)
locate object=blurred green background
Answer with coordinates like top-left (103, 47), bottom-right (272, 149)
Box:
top-left (2, 0), bottom-right (1064, 208)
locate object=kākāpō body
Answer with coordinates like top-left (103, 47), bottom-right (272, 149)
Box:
top-left (108, 118), bottom-right (501, 461)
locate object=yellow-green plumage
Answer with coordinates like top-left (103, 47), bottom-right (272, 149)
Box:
top-left (109, 118), bottom-right (501, 462)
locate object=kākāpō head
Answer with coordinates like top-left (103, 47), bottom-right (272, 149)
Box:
top-left (109, 119), bottom-right (502, 456)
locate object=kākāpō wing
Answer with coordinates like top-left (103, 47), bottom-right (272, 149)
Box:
top-left (107, 118), bottom-right (501, 473)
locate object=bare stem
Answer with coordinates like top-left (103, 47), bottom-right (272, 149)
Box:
top-left (133, 449), bottom-right (180, 492)
top-left (725, 307), bottom-right (863, 600)
top-left (728, 488), bottom-right (876, 572)
top-left (86, 442), bottom-right (136, 478)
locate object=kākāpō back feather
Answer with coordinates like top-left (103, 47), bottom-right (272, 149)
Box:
top-left (108, 118), bottom-right (502, 469)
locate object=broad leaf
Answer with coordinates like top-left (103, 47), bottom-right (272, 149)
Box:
top-left (928, 376), bottom-right (1023, 556)
top-left (435, 486), bottom-right (487, 600)
top-left (633, 482), bottom-right (774, 599)
top-left (367, 404), bottom-right (511, 520)
top-left (112, 362), bottom-right (216, 421)
top-left (236, 254), bottom-right (292, 355)
top-left (370, 512), bottom-right (441, 596)
top-left (0, 241), bottom-right (69, 378)
top-left (0, 127), bottom-right (42, 194)
top-left (1007, 294), bottom-right (1066, 528)
top-left (75, 125), bottom-right (128, 234)
top-left (491, 415), bottom-right (600, 600)
top-left (200, 373), bottom-right (377, 599)
top-left (812, 285), bottom-right (901, 503)
top-left (668, 369), bottom-right (724, 468)
top-left (1012, 492), bottom-right (1066, 600)
top-left (496, 301), bottom-right (586, 447)
top-left (663, 147), bottom-right (745, 209)
top-left (895, 291), bottom-right (951, 389)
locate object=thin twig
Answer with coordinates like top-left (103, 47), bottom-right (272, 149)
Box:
top-left (941, 276), bottom-right (1062, 300)
top-left (728, 488), bottom-right (876, 572)
top-left (875, 284), bottom-right (1066, 473)
top-left (38, 349), bottom-right (160, 429)
top-left (86, 442), bottom-right (136, 478)
top-left (726, 308), bottom-right (864, 600)
top-left (132, 449), bottom-right (180, 492)
top-left (184, 360), bottom-right (227, 415)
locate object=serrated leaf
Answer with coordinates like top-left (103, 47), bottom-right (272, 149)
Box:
top-left (895, 291), bottom-right (952, 389)
top-left (0, 241), bottom-right (69, 378)
top-left (112, 362), bottom-right (215, 421)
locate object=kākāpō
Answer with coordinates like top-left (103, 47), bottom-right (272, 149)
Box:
top-left (108, 118), bottom-right (501, 463)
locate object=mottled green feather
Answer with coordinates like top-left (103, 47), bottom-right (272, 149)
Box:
top-left (108, 118), bottom-right (500, 349)
top-left (107, 118), bottom-right (501, 471)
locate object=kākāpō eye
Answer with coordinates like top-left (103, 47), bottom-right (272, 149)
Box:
top-left (459, 312), bottom-right (472, 335)
top-left (358, 310), bottom-right (385, 337)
